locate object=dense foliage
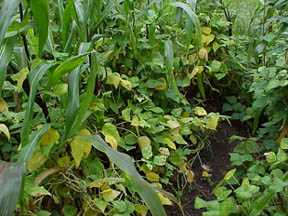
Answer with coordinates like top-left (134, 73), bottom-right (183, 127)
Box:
top-left (0, 0), bottom-right (288, 216)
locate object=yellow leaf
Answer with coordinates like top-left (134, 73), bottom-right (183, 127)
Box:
top-left (206, 113), bottom-right (220, 130)
top-left (120, 79), bottom-right (133, 91)
top-left (102, 123), bottom-right (120, 149)
top-left (198, 47), bottom-right (208, 61)
top-left (79, 128), bottom-right (91, 136)
top-left (101, 188), bottom-right (121, 202)
top-left (11, 67), bottom-right (29, 92)
top-left (194, 106), bottom-right (207, 116)
top-left (131, 115), bottom-right (140, 127)
top-left (105, 134), bottom-right (118, 150)
top-left (57, 155), bottom-right (71, 168)
top-left (202, 26), bottom-right (212, 35)
top-left (158, 193), bottom-right (173, 206)
top-left (189, 135), bottom-right (198, 145)
top-left (40, 128), bottom-right (60, 146)
top-left (135, 204), bottom-right (148, 216)
top-left (0, 98), bottom-right (8, 112)
top-left (202, 34), bottom-right (215, 46)
top-left (190, 66), bottom-right (204, 79)
top-left (224, 169), bottom-right (236, 181)
top-left (186, 170), bottom-right (195, 183)
top-left (138, 136), bottom-right (152, 159)
top-left (106, 72), bottom-right (121, 88)
top-left (27, 151), bottom-right (47, 171)
top-left (70, 134), bottom-right (92, 168)
top-left (146, 172), bottom-right (160, 182)
top-left (0, 123), bottom-right (10, 140)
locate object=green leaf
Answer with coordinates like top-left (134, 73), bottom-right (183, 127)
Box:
top-left (0, 0), bottom-right (20, 44)
top-left (30, 0), bottom-right (49, 55)
top-left (21, 63), bottom-right (53, 146)
top-left (280, 138), bottom-right (288, 150)
top-left (80, 135), bottom-right (167, 216)
top-left (0, 39), bottom-right (13, 96)
top-left (50, 53), bottom-right (89, 85)
top-left (65, 43), bottom-right (91, 136)
top-left (170, 2), bottom-right (201, 47)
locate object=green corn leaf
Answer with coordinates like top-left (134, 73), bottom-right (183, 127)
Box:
top-left (80, 135), bottom-right (167, 216)
top-left (30, 0), bottom-right (49, 55)
top-left (170, 2), bottom-right (201, 47)
top-left (21, 63), bottom-right (53, 146)
top-left (61, 0), bottom-right (76, 45)
top-left (65, 43), bottom-right (91, 136)
top-left (50, 53), bottom-right (89, 85)
top-left (18, 125), bottom-right (50, 163)
top-left (0, 0), bottom-right (20, 45)
top-left (0, 161), bottom-right (25, 216)
top-left (0, 39), bottom-right (13, 96)
top-left (0, 125), bottom-right (49, 216)
top-left (68, 53), bottom-right (98, 137)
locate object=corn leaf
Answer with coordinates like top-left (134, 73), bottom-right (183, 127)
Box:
top-left (0, 125), bottom-right (49, 216)
top-left (30, 0), bottom-right (49, 55)
top-left (0, 0), bottom-right (20, 44)
top-left (21, 63), bottom-right (53, 146)
top-left (50, 53), bottom-right (89, 85)
top-left (0, 39), bottom-right (13, 96)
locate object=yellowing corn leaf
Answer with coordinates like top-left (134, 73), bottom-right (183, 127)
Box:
top-left (11, 67), bottom-right (29, 92)
top-left (27, 151), bottom-right (47, 171)
top-left (0, 98), bottom-right (8, 112)
top-left (138, 136), bottom-right (152, 159)
top-left (101, 188), bottom-right (121, 202)
top-left (40, 128), bottom-right (60, 146)
top-left (158, 193), bottom-right (173, 206)
top-left (206, 113), bottom-right (220, 130)
top-left (194, 106), bottom-right (207, 116)
top-left (70, 130), bottom-right (92, 168)
top-left (0, 123), bottom-right (10, 140)
top-left (146, 172), bottom-right (160, 182)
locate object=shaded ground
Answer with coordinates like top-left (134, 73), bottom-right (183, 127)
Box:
top-left (166, 120), bottom-right (249, 216)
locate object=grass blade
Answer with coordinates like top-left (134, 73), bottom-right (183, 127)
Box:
top-left (30, 0), bottom-right (49, 55)
top-left (81, 135), bottom-right (167, 216)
